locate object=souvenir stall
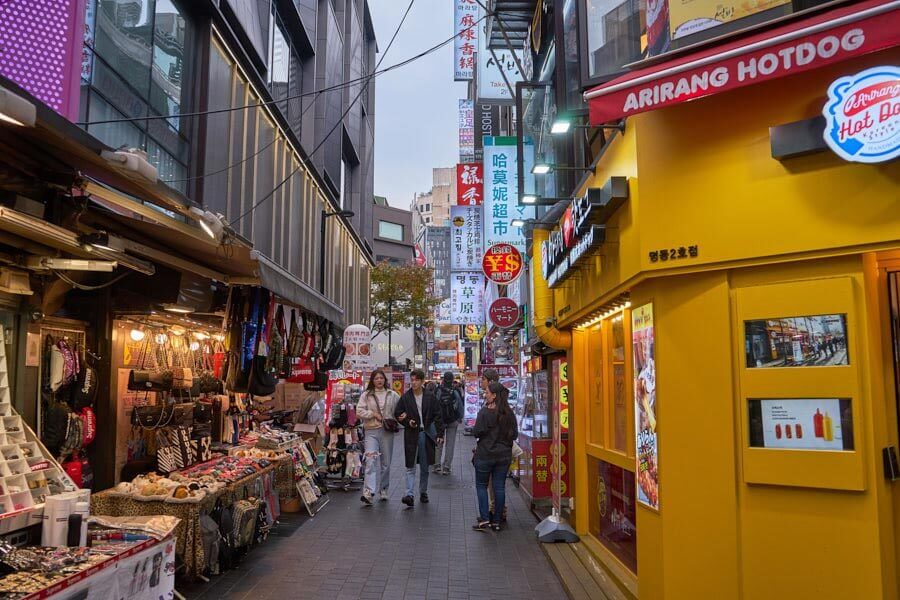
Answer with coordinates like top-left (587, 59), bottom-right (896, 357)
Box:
top-left (91, 286), bottom-right (346, 578)
top-left (322, 372), bottom-right (364, 492)
top-left (0, 326), bottom-right (179, 599)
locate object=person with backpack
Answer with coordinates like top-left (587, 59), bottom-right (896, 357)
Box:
top-left (433, 371), bottom-right (463, 475)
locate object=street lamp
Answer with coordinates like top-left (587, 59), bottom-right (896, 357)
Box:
top-left (531, 163), bottom-right (594, 174)
top-left (319, 209), bottom-right (355, 294)
top-left (521, 195), bottom-right (538, 204)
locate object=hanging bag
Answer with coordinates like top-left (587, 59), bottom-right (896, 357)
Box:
top-left (286, 357), bottom-right (315, 384)
top-left (299, 313), bottom-right (315, 360)
top-left (372, 391), bottom-right (400, 433)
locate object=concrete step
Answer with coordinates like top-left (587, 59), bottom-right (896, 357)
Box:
top-left (542, 542), bottom-right (613, 600)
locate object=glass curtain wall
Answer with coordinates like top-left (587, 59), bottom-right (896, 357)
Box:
top-left (81, 0), bottom-right (192, 193)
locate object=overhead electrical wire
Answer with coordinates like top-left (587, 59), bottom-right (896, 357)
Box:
top-left (78, 13), bottom-right (484, 128)
top-left (228, 0), bottom-right (419, 227)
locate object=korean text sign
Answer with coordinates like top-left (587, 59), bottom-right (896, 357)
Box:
top-left (450, 205), bottom-right (483, 271)
top-left (483, 137), bottom-right (534, 252)
top-left (454, 0), bottom-right (479, 80)
top-left (449, 272), bottom-right (485, 325)
top-left (477, 27), bottom-right (523, 102)
top-left (632, 303), bottom-right (659, 510)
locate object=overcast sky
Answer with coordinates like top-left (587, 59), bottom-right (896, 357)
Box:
top-left (369, 1), bottom-right (467, 210)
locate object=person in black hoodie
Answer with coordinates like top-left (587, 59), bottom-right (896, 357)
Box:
top-left (472, 381), bottom-right (518, 531)
top-left (394, 369), bottom-right (444, 507)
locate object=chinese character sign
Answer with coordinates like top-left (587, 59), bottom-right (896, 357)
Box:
top-left (482, 243), bottom-right (523, 284)
top-left (450, 205), bottom-right (483, 271)
top-left (459, 100), bottom-right (475, 163)
top-left (632, 303), bottom-right (659, 510)
top-left (454, 0), bottom-right (479, 81)
top-left (449, 272), bottom-right (485, 325)
top-left (483, 137), bottom-right (534, 251)
top-left (456, 163), bottom-right (484, 205)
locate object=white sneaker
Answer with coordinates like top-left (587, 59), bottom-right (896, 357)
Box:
top-left (379, 490), bottom-right (389, 501)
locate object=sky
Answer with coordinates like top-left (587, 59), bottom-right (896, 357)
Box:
top-left (369, 1), bottom-right (467, 210)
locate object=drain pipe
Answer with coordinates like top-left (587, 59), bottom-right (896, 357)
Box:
top-left (530, 228), bottom-right (579, 544)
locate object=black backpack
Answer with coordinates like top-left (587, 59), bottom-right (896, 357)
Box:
top-left (437, 385), bottom-right (460, 424)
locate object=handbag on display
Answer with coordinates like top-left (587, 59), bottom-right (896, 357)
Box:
top-left (43, 401), bottom-right (71, 456)
top-left (303, 368), bottom-right (328, 392)
top-left (266, 305), bottom-right (285, 374)
top-left (81, 407), bottom-right (97, 446)
top-left (47, 336), bottom-right (65, 392)
top-left (156, 426), bottom-right (193, 473)
top-left (58, 412), bottom-right (84, 458)
top-left (286, 357), bottom-right (315, 384)
top-left (299, 314), bottom-right (315, 360)
top-left (322, 324), bottom-right (345, 370)
top-left (248, 356), bottom-right (277, 396)
top-left (73, 364), bottom-right (97, 410)
top-left (171, 367), bottom-right (194, 391)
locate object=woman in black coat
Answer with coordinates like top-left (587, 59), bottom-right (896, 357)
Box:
top-left (394, 370), bottom-right (444, 506)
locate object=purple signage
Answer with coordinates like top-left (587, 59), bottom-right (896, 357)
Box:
top-left (0, 0), bottom-right (85, 120)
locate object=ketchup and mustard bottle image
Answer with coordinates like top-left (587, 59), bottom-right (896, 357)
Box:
top-left (823, 412), bottom-right (834, 442)
top-left (813, 409), bottom-right (824, 438)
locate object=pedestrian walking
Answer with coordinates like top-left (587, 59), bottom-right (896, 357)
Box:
top-left (394, 369), bottom-right (444, 507)
top-left (357, 369), bottom-right (400, 506)
top-left (478, 368), bottom-right (506, 520)
top-left (434, 371), bottom-right (464, 475)
top-left (472, 381), bottom-right (518, 532)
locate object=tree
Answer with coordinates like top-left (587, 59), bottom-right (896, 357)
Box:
top-left (370, 262), bottom-right (439, 365)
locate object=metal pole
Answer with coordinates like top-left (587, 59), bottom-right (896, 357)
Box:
top-left (388, 300), bottom-right (393, 366)
top-left (319, 210), bottom-right (327, 294)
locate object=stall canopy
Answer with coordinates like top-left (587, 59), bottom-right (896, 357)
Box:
top-left (248, 251), bottom-right (345, 327)
top-left (584, 0), bottom-right (900, 125)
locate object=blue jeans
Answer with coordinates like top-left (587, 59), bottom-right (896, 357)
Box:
top-left (363, 428), bottom-right (394, 496)
top-left (405, 431), bottom-right (430, 496)
top-left (475, 457), bottom-right (510, 524)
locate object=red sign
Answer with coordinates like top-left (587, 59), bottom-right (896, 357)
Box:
top-left (488, 297), bottom-right (520, 329)
top-left (586, 0), bottom-right (900, 124)
top-left (456, 163), bottom-right (484, 205)
top-left (414, 243), bottom-right (426, 266)
top-left (482, 243), bottom-right (523, 284)
top-left (531, 439), bottom-right (553, 499)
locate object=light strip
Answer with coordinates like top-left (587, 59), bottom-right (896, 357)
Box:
top-left (584, 0), bottom-right (900, 100)
top-left (578, 300), bottom-right (632, 329)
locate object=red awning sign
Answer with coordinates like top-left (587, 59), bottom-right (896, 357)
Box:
top-left (586, 0), bottom-right (900, 124)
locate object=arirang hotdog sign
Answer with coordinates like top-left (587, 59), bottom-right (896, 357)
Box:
top-left (585, 1), bottom-right (900, 124)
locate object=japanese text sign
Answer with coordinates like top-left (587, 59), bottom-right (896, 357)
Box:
top-left (482, 243), bottom-right (523, 285)
top-left (489, 297), bottom-right (520, 329)
top-left (456, 163), bottom-right (484, 205)
top-left (483, 137), bottom-right (534, 252)
top-left (449, 272), bottom-right (485, 325)
top-left (454, 0), bottom-right (479, 81)
top-left (450, 205), bottom-right (484, 271)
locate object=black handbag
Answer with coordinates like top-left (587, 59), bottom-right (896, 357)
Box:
top-left (303, 368), bottom-right (328, 392)
top-left (248, 356), bottom-right (276, 396)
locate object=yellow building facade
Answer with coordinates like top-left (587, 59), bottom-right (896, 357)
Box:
top-left (531, 47), bottom-right (900, 599)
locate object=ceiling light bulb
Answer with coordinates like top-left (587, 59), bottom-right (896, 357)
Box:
top-left (155, 333), bottom-right (168, 345)
top-left (130, 328), bottom-right (145, 342)
top-left (212, 333), bottom-right (226, 342)
top-left (550, 119), bottom-right (571, 134)
top-left (522, 195), bottom-right (537, 204)
top-left (170, 325), bottom-right (186, 336)
top-left (193, 331), bottom-right (209, 340)
top-left (190, 341), bottom-right (200, 351)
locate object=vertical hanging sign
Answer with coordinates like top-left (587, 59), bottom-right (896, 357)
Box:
top-left (454, 0), bottom-right (479, 80)
top-left (459, 100), bottom-right (475, 163)
top-left (449, 272), bottom-right (485, 325)
top-left (456, 163), bottom-right (484, 205)
top-left (450, 205), bottom-right (483, 270)
top-left (632, 303), bottom-right (659, 510)
top-left (483, 137), bottom-right (534, 252)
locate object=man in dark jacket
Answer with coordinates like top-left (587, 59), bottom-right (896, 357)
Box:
top-left (433, 371), bottom-right (464, 475)
top-left (394, 369), bottom-right (444, 506)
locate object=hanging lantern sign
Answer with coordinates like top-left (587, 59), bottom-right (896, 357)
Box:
top-left (482, 243), bottom-right (523, 285)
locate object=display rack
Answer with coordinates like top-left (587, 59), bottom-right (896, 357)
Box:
top-left (0, 328), bottom-right (78, 535)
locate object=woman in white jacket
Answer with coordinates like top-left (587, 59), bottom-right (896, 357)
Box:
top-left (357, 369), bottom-right (400, 505)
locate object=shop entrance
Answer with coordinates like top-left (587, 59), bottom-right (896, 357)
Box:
top-left (889, 270), bottom-right (900, 431)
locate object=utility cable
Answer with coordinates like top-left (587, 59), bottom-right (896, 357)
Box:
top-left (78, 13), bottom-right (483, 128)
top-left (229, 0), bottom-right (417, 227)
top-left (52, 269), bottom-right (132, 291)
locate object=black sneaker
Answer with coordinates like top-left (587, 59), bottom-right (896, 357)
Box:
top-left (472, 521), bottom-right (490, 532)
top-left (420, 493), bottom-right (429, 504)
top-left (401, 495), bottom-right (414, 507)
top-left (490, 523), bottom-right (501, 532)
top-left (360, 493), bottom-right (373, 506)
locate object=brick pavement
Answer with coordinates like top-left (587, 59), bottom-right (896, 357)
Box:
top-left (181, 429), bottom-right (567, 600)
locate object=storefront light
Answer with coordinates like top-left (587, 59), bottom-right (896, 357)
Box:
top-left (155, 333), bottom-right (168, 345)
top-left (170, 325), bottom-right (186, 336)
top-left (550, 119), bottom-right (571, 134)
top-left (129, 328), bottom-right (145, 342)
top-left (522, 195), bottom-right (538, 204)
top-left (189, 341), bottom-right (200, 352)
top-left (193, 331), bottom-right (210, 340)
top-left (212, 333), bottom-right (225, 342)
top-left (532, 164), bottom-right (552, 175)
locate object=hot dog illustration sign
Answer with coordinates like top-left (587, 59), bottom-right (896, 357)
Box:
top-left (482, 243), bottom-right (523, 285)
top-left (823, 66), bottom-right (900, 163)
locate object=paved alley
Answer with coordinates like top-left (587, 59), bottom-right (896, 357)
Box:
top-left (180, 430), bottom-right (568, 600)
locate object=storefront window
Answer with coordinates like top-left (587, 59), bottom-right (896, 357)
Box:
top-left (610, 315), bottom-right (627, 453)
top-left (582, 0), bottom-right (646, 82)
top-left (588, 456), bottom-right (637, 573)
